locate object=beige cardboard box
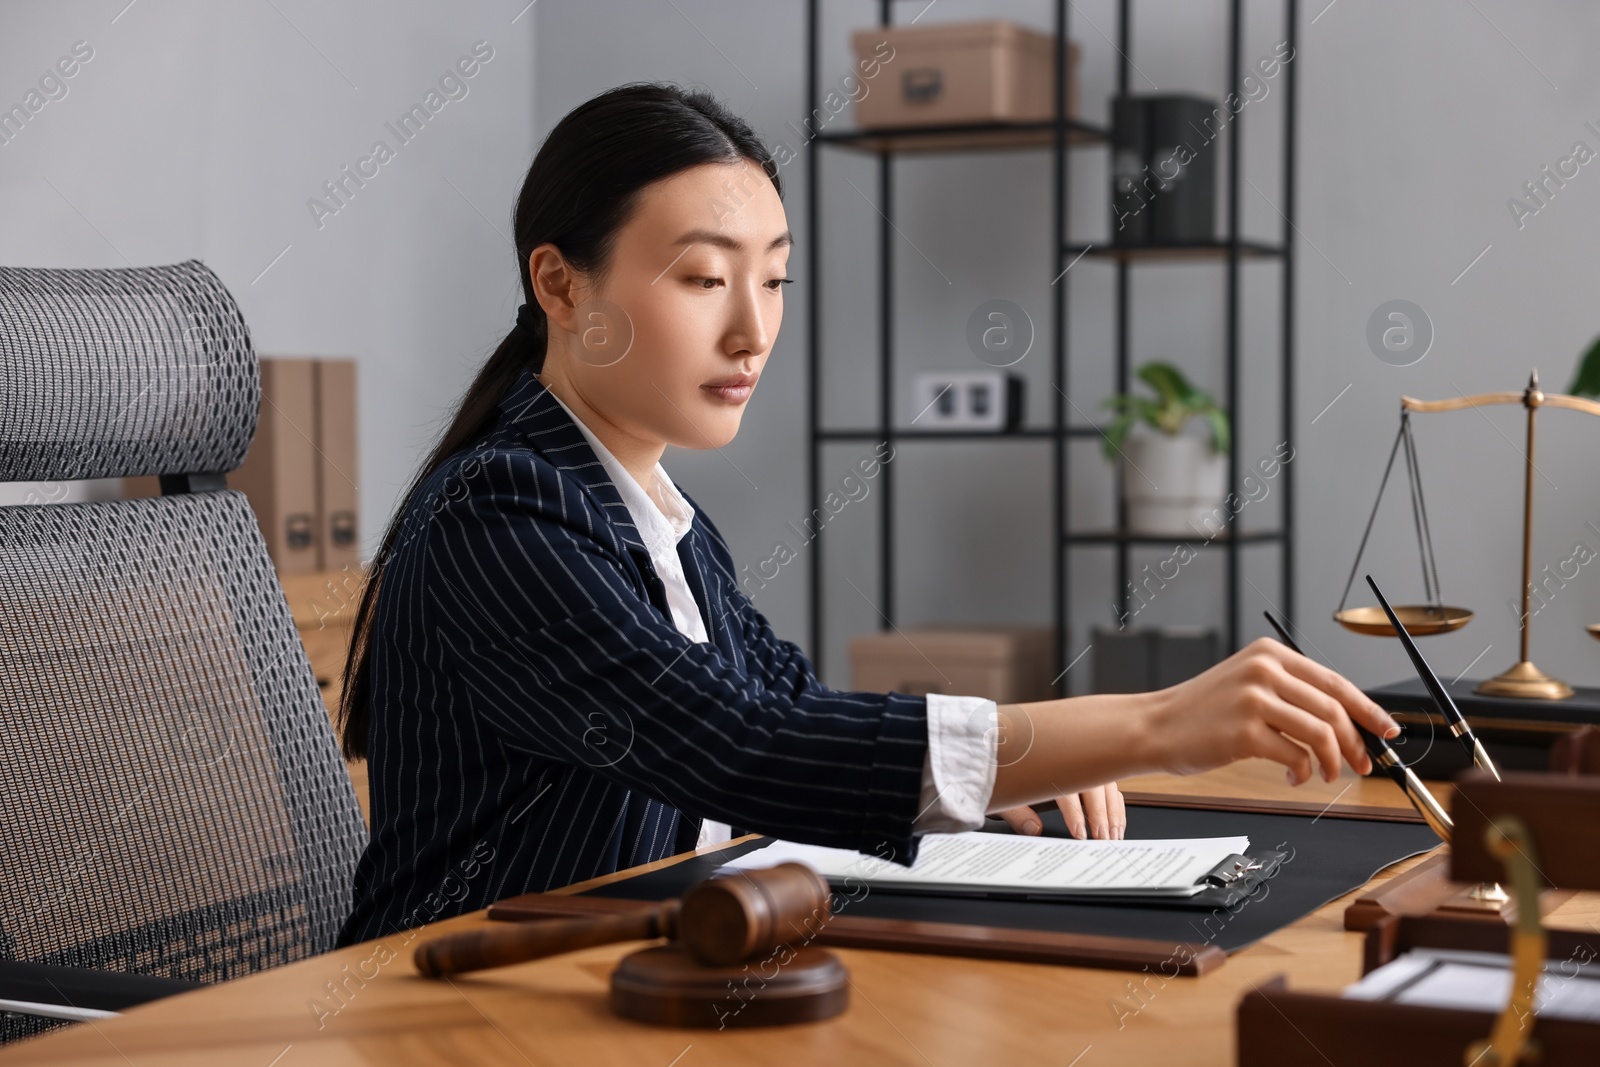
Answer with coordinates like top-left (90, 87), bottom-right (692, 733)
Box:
top-left (121, 475), bottom-right (160, 498)
top-left (313, 359), bottom-right (360, 571)
top-left (849, 626), bottom-right (1057, 703)
top-left (853, 20), bottom-right (1078, 128)
top-left (228, 357), bottom-right (320, 575)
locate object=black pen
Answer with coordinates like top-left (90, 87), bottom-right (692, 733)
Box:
top-left (1261, 610), bottom-right (1453, 843)
top-left (1364, 575), bottom-right (1502, 781)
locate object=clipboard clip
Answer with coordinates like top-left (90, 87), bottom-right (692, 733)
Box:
top-left (1200, 854), bottom-right (1266, 889)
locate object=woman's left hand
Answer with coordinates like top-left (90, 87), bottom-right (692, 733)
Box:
top-left (998, 782), bottom-right (1125, 839)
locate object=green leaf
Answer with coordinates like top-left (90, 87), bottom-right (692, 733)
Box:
top-left (1201, 406), bottom-right (1232, 454)
top-left (1136, 362), bottom-right (1195, 406)
top-left (1132, 396), bottom-right (1164, 425)
top-left (1100, 398), bottom-right (1167, 461)
top-left (1153, 401), bottom-right (1189, 436)
top-left (1569, 335), bottom-right (1600, 397)
top-left (1101, 412), bottom-right (1137, 461)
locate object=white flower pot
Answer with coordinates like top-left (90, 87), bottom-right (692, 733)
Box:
top-left (1121, 433), bottom-right (1227, 535)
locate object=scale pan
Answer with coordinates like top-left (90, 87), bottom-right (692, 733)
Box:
top-left (1334, 605), bottom-right (1473, 637)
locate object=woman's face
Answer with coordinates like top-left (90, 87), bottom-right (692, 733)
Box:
top-left (538, 159), bottom-right (790, 452)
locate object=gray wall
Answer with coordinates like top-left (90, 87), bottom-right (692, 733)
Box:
top-left (0, 0), bottom-right (539, 551)
top-left (5, 0), bottom-right (1599, 695)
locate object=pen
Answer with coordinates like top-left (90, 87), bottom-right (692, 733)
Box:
top-left (1364, 574), bottom-right (1502, 782)
top-left (1261, 610), bottom-right (1453, 843)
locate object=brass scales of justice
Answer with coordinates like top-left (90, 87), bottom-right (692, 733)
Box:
top-left (1336, 371), bottom-right (1600, 700)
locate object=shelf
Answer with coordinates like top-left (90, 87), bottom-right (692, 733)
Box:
top-left (1062, 240), bottom-right (1285, 262)
top-left (816, 118), bottom-right (1108, 155)
top-left (1064, 529), bottom-right (1285, 546)
top-left (818, 427), bottom-right (1104, 442)
top-left (801, 0), bottom-right (1298, 679)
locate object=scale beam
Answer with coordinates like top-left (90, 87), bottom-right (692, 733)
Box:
top-left (1402, 389), bottom-right (1600, 417)
top-left (1539, 392), bottom-right (1600, 417)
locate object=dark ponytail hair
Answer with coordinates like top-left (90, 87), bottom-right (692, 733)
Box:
top-left (338, 84), bottom-right (782, 760)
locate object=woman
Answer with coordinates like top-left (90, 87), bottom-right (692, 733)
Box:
top-left (334, 85), bottom-right (1397, 947)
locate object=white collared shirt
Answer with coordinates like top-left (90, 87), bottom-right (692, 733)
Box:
top-left (547, 391), bottom-right (997, 850)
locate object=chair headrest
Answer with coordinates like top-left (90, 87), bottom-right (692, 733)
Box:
top-left (0, 259), bottom-right (259, 483)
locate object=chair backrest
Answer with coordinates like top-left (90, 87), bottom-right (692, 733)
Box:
top-left (0, 261), bottom-right (366, 1041)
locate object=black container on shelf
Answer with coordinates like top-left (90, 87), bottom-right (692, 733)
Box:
top-left (1091, 626), bottom-right (1219, 692)
top-left (1110, 94), bottom-right (1219, 245)
top-left (1111, 96), bottom-right (1152, 245)
top-left (1148, 94), bottom-right (1218, 244)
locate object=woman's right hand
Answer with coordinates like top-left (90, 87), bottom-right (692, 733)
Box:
top-left (1146, 636), bottom-right (1400, 785)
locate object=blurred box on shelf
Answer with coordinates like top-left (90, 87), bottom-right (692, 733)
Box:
top-left (850, 626), bottom-right (1056, 703)
top-left (120, 475), bottom-right (159, 499)
top-left (228, 357), bottom-right (321, 575)
top-left (852, 20), bottom-right (1078, 129)
top-left (1091, 625), bottom-right (1218, 692)
top-left (911, 371), bottom-right (1024, 431)
top-left (313, 358), bottom-right (361, 572)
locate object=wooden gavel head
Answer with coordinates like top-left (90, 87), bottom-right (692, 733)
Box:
top-left (677, 861), bottom-right (832, 966)
top-left (413, 861), bottom-right (833, 979)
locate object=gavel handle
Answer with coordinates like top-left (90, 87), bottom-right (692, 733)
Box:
top-left (414, 901), bottom-right (679, 977)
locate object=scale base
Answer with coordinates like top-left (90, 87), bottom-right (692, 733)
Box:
top-left (1344, 854), bottom-right (1573, 931)
top-left (1474, 660), bottom-right (1574, 701)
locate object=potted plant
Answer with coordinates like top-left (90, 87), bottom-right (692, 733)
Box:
top-left (1101, 362), bottom-right (1231, 534)
top-left (1570, 335), bottom-right (1600, 397)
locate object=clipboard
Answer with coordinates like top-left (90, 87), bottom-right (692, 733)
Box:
top-left (724, 844), bottom-right (1291, 911)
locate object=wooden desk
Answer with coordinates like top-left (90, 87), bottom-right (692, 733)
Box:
top-left (278, 568), bottom-right (369, 825)
top-left (6, 762), bottom-right (1594, 1065)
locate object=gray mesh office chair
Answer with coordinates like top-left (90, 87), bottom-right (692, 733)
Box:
top-left (0, 261), bottom-right (367, 1043)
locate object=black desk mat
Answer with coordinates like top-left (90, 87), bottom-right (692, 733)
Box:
top-left (585, 804), bottom-right (1442, 954)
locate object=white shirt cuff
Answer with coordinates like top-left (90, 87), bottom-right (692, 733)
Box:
top-left (696, 819), bottom-right (733, 850)
top-left (914, 694), bottom-right (999, 834)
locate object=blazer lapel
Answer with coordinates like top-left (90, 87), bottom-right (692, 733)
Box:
top-left (495, 368), bottom-right (669, 611)
top-left (496, 369), bottom-right (645, 548)
top-left (677, 529), bottom-right (737, 661)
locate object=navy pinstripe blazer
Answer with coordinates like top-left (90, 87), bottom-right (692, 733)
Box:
top-left (337, 367), bottom-right (929, 947)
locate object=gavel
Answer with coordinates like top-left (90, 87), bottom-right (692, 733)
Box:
top-left (414, 862), bottom-right (832, 977)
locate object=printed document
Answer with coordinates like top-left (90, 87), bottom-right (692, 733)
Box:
top-left (719, 831), bottom-right (1251, 898)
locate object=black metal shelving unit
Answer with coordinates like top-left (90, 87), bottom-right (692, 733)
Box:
top-left (804, 0), bottom-right (1297, 693)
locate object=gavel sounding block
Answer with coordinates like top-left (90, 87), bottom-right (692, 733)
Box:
top-left (611, 943), bottom-right (849, 1028)
top-left (612, 861), bottom-right (849, 1027)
